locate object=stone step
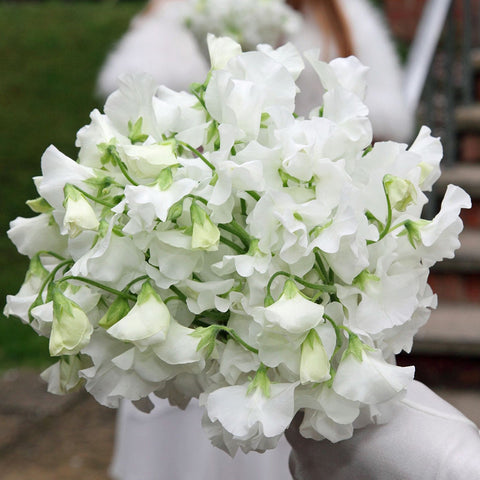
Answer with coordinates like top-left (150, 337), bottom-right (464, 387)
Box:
top-left (413, 303), bottom-right (480, 357)
top-left (435, 164), bottom-right (480, 198)
top-left (434, 165), bottom-right (480, 228)
top-left (458, 131), bottom-right (480, 163)
top-left (455, 104), bottom-right (480, 132)
top-left (472, 49), bottom-right (480, 73)
top-left (472, 49), bottom-right (480, 101)
top-left (429, 271), bottom-right (480, 304)
top-left (431, 229), bottom-right (480, 274)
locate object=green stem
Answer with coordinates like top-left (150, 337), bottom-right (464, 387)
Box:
top-left (219, 326), bottom-right (259, 354)
top-left (294, 277), bottom-right (336, 294)
top-left (71, 185), bottom-right (117, 208)
top-left (37, 251), bottom-right (66, 261)
top-left (219, 220), bottom-right (250, 249)
top-left (122, 275), bottom-right (149, 293)
top-left (240, 198), bottom-right (247, 216)
top-left (220, 236), bottom-right (246, 254)
top-left (117, 159), bottom-right (139, 186)
top-left (177, 141), bottom-right (216, 171)
top-left (377, 182), bottom-right (392, 242)
top-left (246, 190), bottom-right (260, 201)
top-left (185, 194), bottom-right (208, 206)
top-left (58, 276), bottom-right (136, 301)
top-left (266, 271), bottom-right (291, 298)
top-left (169, 285), bottom-right (187, 302)
top-left (323, 314), bottom-right (344, 358)
top-left (314, 250), bottom-right (329, 283)
top-left (28, 259), bottom-right (74, 319)
top-left (164, 295), bottom-right (183, 304)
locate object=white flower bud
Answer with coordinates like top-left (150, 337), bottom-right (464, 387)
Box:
top-left (63, 184), bottom-right (99, 238)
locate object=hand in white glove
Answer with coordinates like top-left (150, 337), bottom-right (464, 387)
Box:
top-left (285, 381), bottom-right (480, 480)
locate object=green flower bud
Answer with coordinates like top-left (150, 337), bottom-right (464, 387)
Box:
top-left (190, 202), bottom-right (220, 250)
top-left (49, 287), bottom-right (93, 357)
top-left (300, 329), bottom-right (330, 384)
top-left (383, 174), bottom-right (417, 212)
top-left (247, 364), bottom-right (271, 398)
top-left (98, 296), bottom-right (131, 329)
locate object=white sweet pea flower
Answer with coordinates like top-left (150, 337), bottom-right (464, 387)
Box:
top-left (123, 178), bottom-right (197, 234)
top-left (120, 142), bottom-right (178, 180)
top-left (408, 126), bottom-right (442, 191)
top-left (296, 383), bottom-right (360, 443)
top-left (418, 184), bottom-right (471, 265)
top-left (7, 214), bottom-right (67, 259)
top-left (76, 109), bottom-right (129, 168)
top-left (107, 281), bottom-right (170, 350)
top-left (183, 278), bottom-right (234, 314)
top-left (104, 73), bottom-right (162, 140)
top-left (63, 184), bottom-right (100, 238)
top-left (204, 374), bottom-right (297, 442)
top-left (305, 52), bottom-right (369, 100)
top-left (41, 356), bottom-right (86, 395)
top-left (262, 280), bottom-right (324, 335)
top-left (37, 146), bottom-right (96, 224)
top-left (79, 330), bottom-right (155, 407)
top-left (212, 238), bottom-right (271, 278)
top-left (4, 254), bottom-right (50, 324)
top-left (219, 340), bottom-right (260, 385)
top-left (333, 339), bottom-right (414, 404)
top-left (49, 287), bottom-right (94, 356)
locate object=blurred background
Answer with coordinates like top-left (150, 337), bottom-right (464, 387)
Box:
top-left (0, 0), bottom-right (479, 478)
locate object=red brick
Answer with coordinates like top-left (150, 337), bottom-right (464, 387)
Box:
top-left (461, 200), bottom-right (480, 229)
top-left (459, 133), bottom-right (480, 163)
top-left (429, 272), bottom-right (480, 303)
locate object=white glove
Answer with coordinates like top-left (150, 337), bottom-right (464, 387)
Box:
top-left (285, 381), bottom-right (480, 480)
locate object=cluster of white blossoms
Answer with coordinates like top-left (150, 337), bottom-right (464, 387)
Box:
top-left (5, 35), bottom-right (471, 455)
top-left (184, 0), bottom-right (300, 54)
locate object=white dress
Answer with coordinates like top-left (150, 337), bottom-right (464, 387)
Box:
top-left (110, 397), bottom-right (292, 480)
top-left (100, 2), bottom-right (415, 479)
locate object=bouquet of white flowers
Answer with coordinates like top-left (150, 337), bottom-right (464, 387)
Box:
top-left (184, 0), bottom-right (301, 54)
top-left (5, 35), bottom-right (470, 455)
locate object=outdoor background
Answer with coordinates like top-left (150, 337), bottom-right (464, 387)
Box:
top-left (0, 1), bottom-right (142, 371)
top-left (0, 1), bottom-right (479, 478)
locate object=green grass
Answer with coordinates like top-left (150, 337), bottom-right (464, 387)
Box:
top-left (0, 2), bottom-right (141, 370)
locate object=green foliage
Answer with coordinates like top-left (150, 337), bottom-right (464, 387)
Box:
top-left (0, 2), bottom-right (140, 370)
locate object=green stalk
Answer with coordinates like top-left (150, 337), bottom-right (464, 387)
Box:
top-left (177, 140), bottom-right (216, 171)
top-left (71, 185), bottom-right (117, 208)
top-left (58, 276), bottom-right (137, 301)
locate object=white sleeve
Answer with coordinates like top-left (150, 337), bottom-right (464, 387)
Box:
top-left (286, 381), bottom-right (480, 480)
top-left (96, 1), bottom-right (209, 98)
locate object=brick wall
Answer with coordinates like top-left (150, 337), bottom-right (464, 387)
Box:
top-left (383, 0), bottom-right (480, 44)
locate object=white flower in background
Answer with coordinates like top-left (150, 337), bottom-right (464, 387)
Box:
top-left (5, 35), bottom-right (470, 454)
top-left (185, 0), bottom-right (301, 54)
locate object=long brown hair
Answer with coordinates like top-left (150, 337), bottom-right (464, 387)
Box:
top-left (287, 0), bottom-right (354, 58)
